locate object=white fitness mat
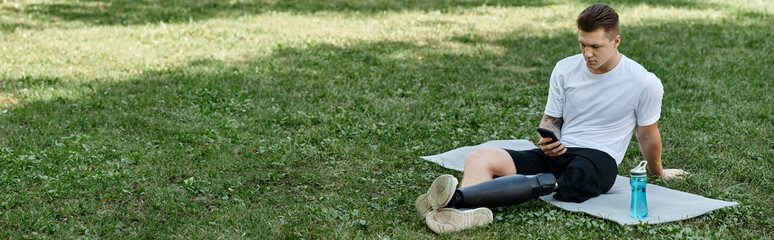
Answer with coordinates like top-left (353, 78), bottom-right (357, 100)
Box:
top-left (420, 140), bottom-right (739, 225)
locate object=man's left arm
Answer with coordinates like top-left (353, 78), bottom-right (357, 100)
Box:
top-left (636, 121), bottom-right (686, 180)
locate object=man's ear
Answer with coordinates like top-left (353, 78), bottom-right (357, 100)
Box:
top-left (614, 35), bottom-right (621, 48)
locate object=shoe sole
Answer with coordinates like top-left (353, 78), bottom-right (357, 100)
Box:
top-left (415, 174), bottom-right (458, 219)
top-left (415, 193), bottom-right (432, 218)
top-left (425, 208), bottom-right (493, 234)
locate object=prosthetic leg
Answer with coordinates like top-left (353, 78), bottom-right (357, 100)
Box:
top-left (447, 173), bottom-right (557, 208)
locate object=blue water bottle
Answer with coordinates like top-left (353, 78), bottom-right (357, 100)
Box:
top-left (630, 161), bottom-right (648, 219)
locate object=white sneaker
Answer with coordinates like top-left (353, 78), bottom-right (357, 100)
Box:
top-left (415, 174), bottom-right (458, 219)
top-left (425, 208), bottom-right (493, 234)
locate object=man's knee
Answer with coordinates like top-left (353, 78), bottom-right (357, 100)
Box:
top-left (466, 148), bottom-right (506, 161)
top-left (465, 148), bottom-right (515, 174)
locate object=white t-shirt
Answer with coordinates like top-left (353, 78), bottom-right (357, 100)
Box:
top-left (544, 54), bottom-right (663, 165)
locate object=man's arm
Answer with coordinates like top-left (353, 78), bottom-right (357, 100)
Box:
top-left (539, 114), bottom-right (566, 157)
top-left (636, 121), bottom-right (685, 180)
top-left (539, 114), bottom-right (563, 139)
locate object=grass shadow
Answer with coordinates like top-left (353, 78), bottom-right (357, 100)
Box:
top-left (4, 0), bottom-right (727, 28)
top-left (0, 13), bottom-right (772, 237)
top-left (12, 0), bottom-right (563, 27)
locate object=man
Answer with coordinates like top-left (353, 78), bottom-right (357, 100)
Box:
top-left (415, 4), bottom-right (686, 234)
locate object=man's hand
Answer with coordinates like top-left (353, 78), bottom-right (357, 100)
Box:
top-left (661, 169), bottom-right (687, 181)
top-left (539, 137), bottom-right (566, 157)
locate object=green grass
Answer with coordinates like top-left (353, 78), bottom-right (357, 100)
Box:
top-left (1, 0), bottom-right (772, 238)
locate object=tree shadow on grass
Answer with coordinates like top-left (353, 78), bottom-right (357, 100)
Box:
top-left (0, 22), bottom-right (33, 32)
top-left (13, 0), bottom-right (563, 27)
top-left (0, 16), bottom-right (772, 237)
top-left (5, 0), bottom-right (724, 29)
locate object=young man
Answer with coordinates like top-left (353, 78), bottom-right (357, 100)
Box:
top-left (416, 4), bottom-right (686, 234)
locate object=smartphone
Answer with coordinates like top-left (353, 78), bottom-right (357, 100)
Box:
top-left (537, 128), bottom-right (559, 144)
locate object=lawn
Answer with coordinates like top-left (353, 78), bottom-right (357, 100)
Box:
top-left (0, 0), bottom-right (772, 238)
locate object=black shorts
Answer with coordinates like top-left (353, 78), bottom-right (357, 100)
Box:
top-left (504, 147), bottom-right (618, 203)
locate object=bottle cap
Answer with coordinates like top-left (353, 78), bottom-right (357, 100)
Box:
top-left (630, 161), bottom-right (647, 177)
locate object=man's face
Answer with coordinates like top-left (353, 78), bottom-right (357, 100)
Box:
top-left (578, 28), bottom-right (620, 74)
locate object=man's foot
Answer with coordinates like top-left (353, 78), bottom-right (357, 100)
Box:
top-left (415, 174), bottom-right (458, 219)
top-left (425, 208), bottom-right (493, 234)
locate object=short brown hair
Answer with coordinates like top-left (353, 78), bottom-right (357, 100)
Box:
top-left (577, 4), bottom-right (619, 38)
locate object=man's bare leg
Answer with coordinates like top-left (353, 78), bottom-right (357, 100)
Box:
top-left (459, 148), bottom-right (518, 187)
